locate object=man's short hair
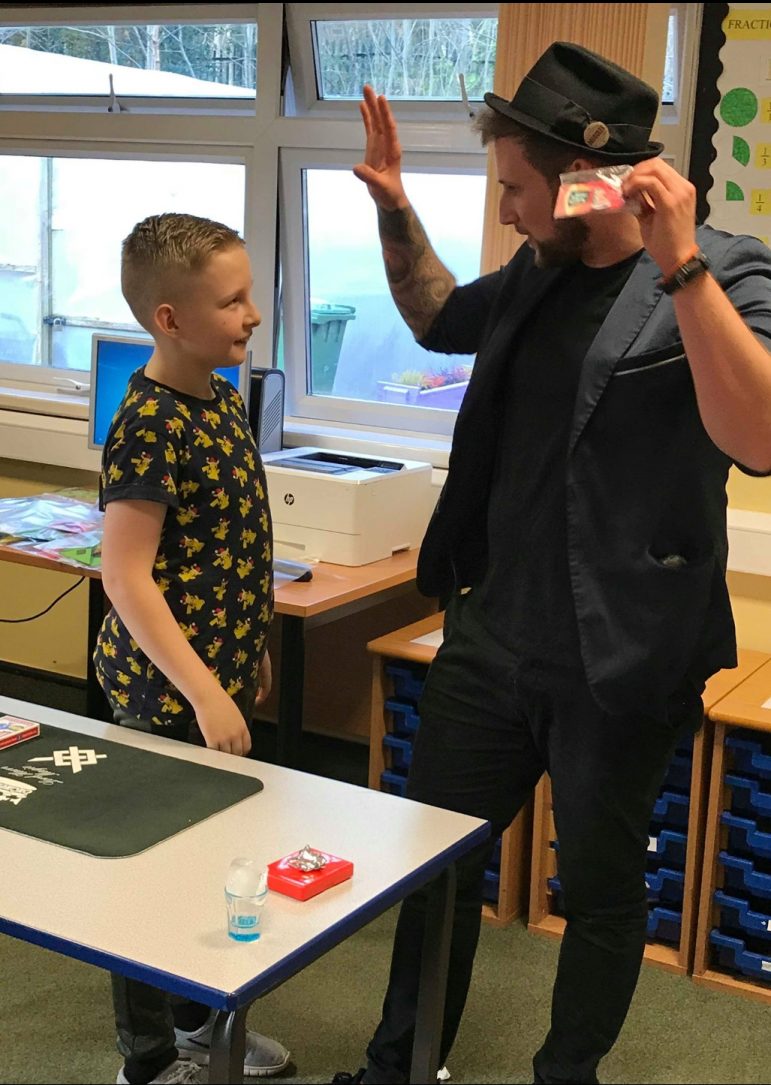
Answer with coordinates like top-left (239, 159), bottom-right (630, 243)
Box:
top-left (473, 106), bottom-right (604, 185)
top-left (121, 212), bottom-right (244, 331)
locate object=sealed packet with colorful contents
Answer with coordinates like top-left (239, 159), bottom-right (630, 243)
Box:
top-left (554, 165), bottom-right (641, 219)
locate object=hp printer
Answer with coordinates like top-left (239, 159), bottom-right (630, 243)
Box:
top-left (262, 447), bottom-right (434, 566)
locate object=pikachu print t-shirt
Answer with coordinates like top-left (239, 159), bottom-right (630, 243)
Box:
top-left (94, 368), bottom-right (273, 729)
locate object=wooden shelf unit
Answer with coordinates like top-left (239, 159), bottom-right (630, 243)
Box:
top-left (694, 654), bottom-right (771, 1003)
top-left (367, 612), bottom-right (532, 928)
top-left (528, 649), bottom-right (771, 976)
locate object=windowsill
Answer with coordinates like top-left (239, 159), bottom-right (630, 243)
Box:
top-left (0, 386), bottom-right (88, 419)
top-left (726, 509), bottom-right (771, 577)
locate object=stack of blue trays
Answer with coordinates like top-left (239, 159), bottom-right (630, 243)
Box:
top-left (546, 731), bottom-right (693, 947)
top-left (710, 728), bottom-right (771, 983)
top-left (379, 658), bottom-right (504, 905)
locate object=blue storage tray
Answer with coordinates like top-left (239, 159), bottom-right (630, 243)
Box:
top-left (487, 835), bottom-right (503, 871)
top-left (385, 663), bottom-right (427, 703)
top-left (647, 829), bottom-right (688, 868)
top-left (548, 875), bottom-right (683, 937)
top-left (645, 867), bottom-right (685, 905)
top-left (721, 811), bottom-right (771, 861)
top-left (384, 698), bottom-right (421, 736)
top-left (647, 906), bottom-right (682, 945)
top-left (383, 733), bottom-right (413, 773)
top-left (710, 929), bottom-right (771, 984)
top-left (725, 773), bottom-right (771, 820)
top-left (380, 770), bottom-right (408, 798)
top-left (719, 851), bottom-right (771, 901)
top-left (715, 889), bottom-right (771, 942)
top-left (674, 731), bottom-right (695, 757)
top-left (726, 731), bottom-right (771, 782)
top-left (662, 754), bottom-right (693, 794)
top-left (483, 868), bottom-right (500, 903)
top-left (650, 790), bottom-right (690, 830)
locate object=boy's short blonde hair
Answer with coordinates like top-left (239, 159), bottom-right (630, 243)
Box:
top-left (121, 212), bottom-right (244, 332)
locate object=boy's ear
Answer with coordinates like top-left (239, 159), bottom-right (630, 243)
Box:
top-left (153, 302), bottom-right (179, 337)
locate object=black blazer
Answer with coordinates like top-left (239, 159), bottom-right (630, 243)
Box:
top-left (417, 226), bottom-right (771, 715)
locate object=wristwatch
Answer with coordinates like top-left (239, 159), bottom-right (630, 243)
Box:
top-left (661, 249), bottom-right (710, 295)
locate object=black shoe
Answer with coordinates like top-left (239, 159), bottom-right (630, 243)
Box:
top-left (331, 1071), bottom-right (366, 1084)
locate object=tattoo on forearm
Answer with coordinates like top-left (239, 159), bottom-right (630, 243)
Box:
top-left (377, 205), bottom-right (456, 339)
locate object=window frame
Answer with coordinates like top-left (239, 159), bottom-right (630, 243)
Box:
top-left (279, 145), bottom-right (487, 437)
top-left (654, 2), bottom-right (703, 175)
top-left (0, 3), bottom-right (261, 116)
top-left (0, 2), bottom-right (282, 398)
top-left (284, 2), bottom-right (498, 121)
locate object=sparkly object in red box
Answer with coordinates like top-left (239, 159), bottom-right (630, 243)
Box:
top-left (267, 845), bottom-right (354, 901)
top-left (0, 715), bottom-right (40, 750)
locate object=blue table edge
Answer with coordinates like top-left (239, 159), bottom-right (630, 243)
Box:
top-left (0, 821), bottom-right (490, 1011)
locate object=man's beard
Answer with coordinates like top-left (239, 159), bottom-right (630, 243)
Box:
top-left (531, 216), bottom-right (588, 269)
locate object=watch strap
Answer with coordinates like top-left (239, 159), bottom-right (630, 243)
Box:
top-left (661, 249), bottom-right (710, 295)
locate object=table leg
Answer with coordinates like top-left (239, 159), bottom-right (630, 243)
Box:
top-left (86, 578), bottom-right (110, 721)
top-left (207, 1005), bottom-right (249, 1084)
top-left (277, 614), bottom-right (305, 768)
top-left (410, 864), bottom-right (457, 1085)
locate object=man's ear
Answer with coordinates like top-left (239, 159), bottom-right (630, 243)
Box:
top-left (153, 302), bottom-right (179, 337)
top-left (566, 157), bottom-right (599, 173)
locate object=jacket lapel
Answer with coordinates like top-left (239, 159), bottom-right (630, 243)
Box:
top-left (567, 251), bottom-right (663, 457)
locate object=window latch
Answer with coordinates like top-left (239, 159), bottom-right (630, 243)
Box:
top-left (108, 73), bottom-right (129, 114)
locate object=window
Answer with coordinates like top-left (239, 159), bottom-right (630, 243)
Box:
top-left (662, 9), bottom-right (679, 107)
top-left (0, 4), bottom-right (259, 113)
top-left (279, 150), bottom-right (485, 437)
top-left (285, 3), bottom-right (497, 119)
top-left (0, 3), bottom-right (277, 412)
top-left (312, 15), bottom-right (496, 102)
top-left (0, 154), bottom-right (245, 375)
top-left (654, 4), bottom-right (702, 174)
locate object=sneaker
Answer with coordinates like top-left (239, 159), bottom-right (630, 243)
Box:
top-left (175, 1012), bottom-right (290, 1078)
top-left (116, 1058), bottom-right (205, 1084)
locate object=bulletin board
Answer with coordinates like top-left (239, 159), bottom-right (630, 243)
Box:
top-left (702, 2), bottom-right (771, 242)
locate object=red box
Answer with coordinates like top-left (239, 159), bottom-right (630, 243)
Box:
top-left (267, 849), bottom-right (354, 901)
top-left (0, 715), bottom-right (40, 750)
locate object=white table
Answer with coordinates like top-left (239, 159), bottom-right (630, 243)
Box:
top-left (0, 696), bottom-right (489, 1083)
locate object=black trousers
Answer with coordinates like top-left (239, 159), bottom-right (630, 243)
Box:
top-left (363, 594), bottom-right (704, 1085)
top-left (109, 687), bottom-right (257, 1080)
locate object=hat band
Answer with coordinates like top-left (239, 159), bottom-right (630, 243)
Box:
top-left (512, 77), bottom-right (652, 153)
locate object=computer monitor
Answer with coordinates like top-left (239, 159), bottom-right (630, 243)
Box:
top-left (87, 333), bottom-right (250, 451)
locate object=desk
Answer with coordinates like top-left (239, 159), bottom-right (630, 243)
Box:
top-left (0, 535), bottom-right (420, 768)
top-left (0, 694), bottom-right (488, 1084)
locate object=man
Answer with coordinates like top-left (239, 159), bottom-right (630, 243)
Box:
top-left (336, 42), bottom-right (771, 1085)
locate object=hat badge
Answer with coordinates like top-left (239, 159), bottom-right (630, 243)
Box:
top-left (583, 120), bottom-right (610, 149)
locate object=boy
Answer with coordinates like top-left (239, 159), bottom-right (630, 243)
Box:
top-left (93, 213), bottom-right (290, 1084)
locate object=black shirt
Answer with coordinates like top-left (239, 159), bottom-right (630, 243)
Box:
top-left (469, 251), bottom-right (642, 677)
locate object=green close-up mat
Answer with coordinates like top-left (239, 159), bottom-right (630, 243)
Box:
top-left (0, 723), bottom-right (263, 857)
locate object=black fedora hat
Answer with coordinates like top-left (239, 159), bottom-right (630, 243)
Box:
top-left (484, 41), bottom-right (663, 163)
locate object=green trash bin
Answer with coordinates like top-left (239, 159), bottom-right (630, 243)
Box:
top-left (310, 301), bottom-right (356, 394)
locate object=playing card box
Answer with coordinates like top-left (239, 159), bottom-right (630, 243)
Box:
top-left (0, 715), bottom-right (40, 750)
